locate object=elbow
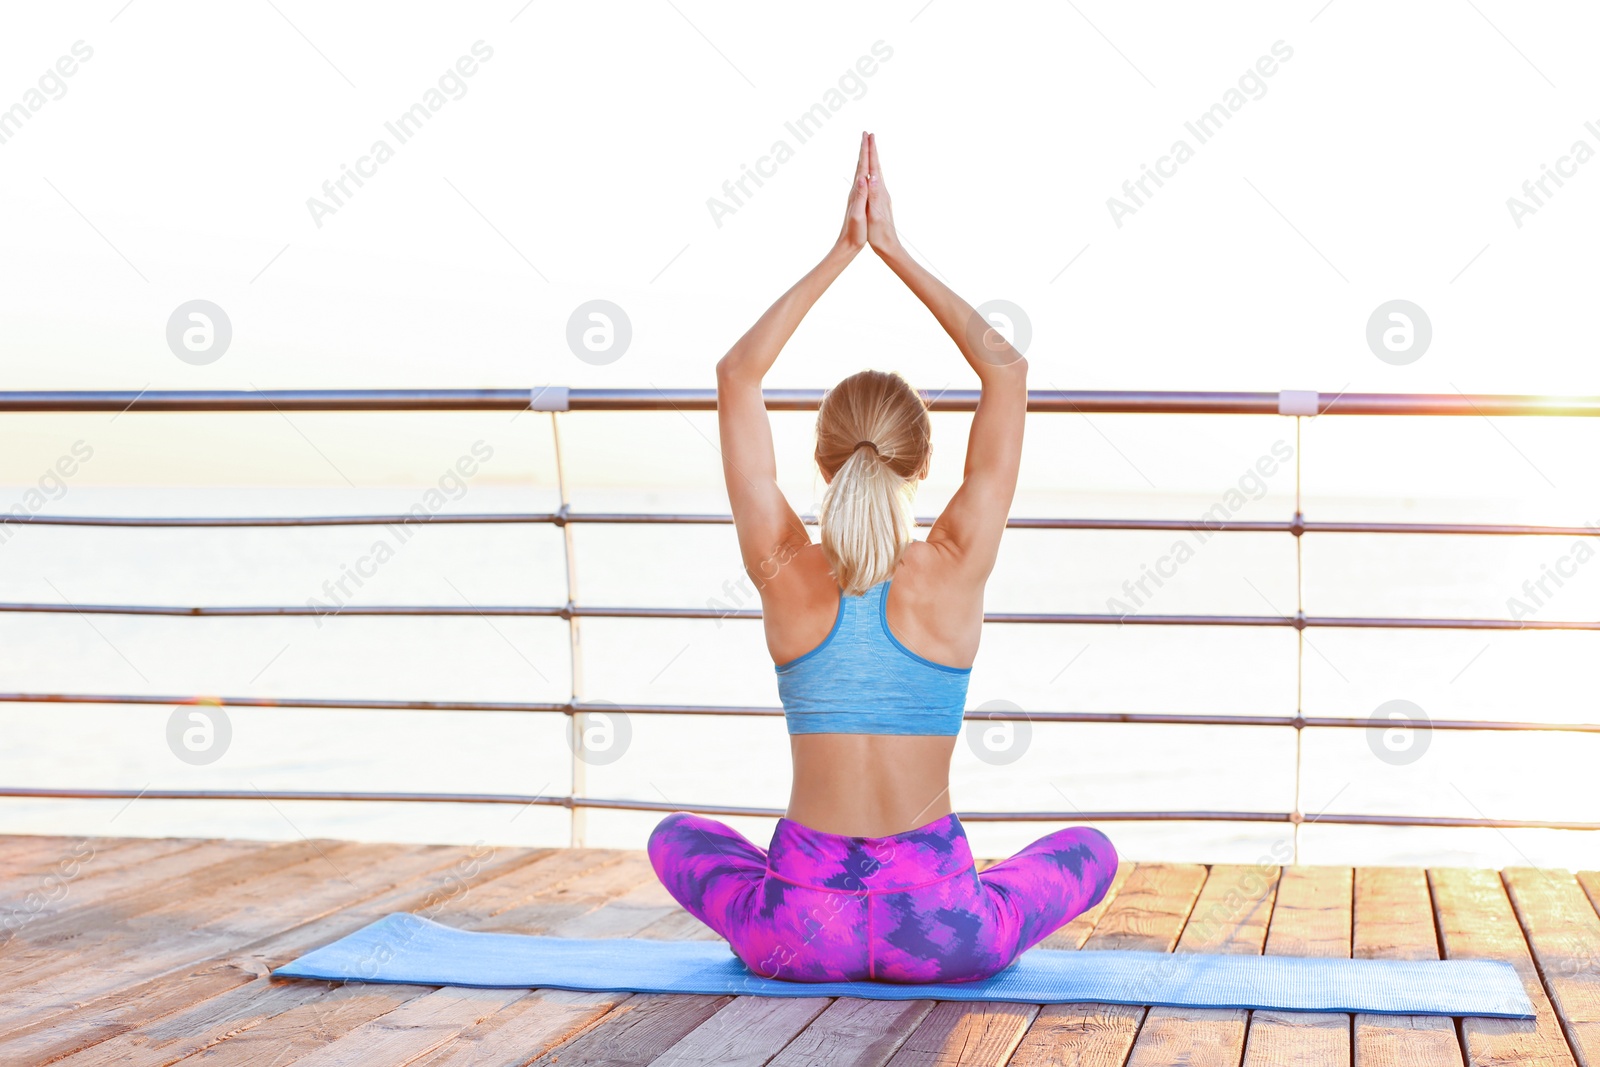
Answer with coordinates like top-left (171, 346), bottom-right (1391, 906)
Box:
top-left (716, 354), bottom-right (758, 387)
top-left (981, 353), bottom-right (1028, 387)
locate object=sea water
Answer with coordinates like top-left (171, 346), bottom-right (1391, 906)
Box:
top-left (3, 419), bottom-right (1599, 870)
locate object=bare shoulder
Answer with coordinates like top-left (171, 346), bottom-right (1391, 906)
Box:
top-left (756, 541), bottom-right (841, 665)
top-left (893, 540), bottom-right (986, 615)
top-left (754, 539), bottom-right (987, 667)
top-left (884, 540), bottom-right (987, 668)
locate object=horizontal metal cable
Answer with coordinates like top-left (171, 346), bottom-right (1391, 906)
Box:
top-left (1, 600), bottom-right (1593, 630)
top-left (5, 388), bottom-right (1600, 416)
top-left (3, 692), bottom-right (1598, 734)
top-left (10, 510), bottom-right (1599, 538)
top-left (2, 788), bottom-right (1596, 831)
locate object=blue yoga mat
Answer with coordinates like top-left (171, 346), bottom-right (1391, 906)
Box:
top-left (273, 913), bottom-right (1534, 1018)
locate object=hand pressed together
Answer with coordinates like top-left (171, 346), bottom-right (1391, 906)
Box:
top-left (837, 131), bottom-right (900, 258)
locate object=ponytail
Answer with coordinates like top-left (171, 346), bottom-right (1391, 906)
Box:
top-left (815, 371), bottom-right (931, 596)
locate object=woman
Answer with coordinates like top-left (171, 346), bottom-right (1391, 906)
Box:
top-left (648, 132), bottom-right (1117, 984)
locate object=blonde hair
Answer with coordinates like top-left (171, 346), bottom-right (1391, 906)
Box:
top-left (815, 370), bottom-right (932, 596)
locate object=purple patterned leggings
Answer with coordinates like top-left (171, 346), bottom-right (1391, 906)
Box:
top-left (647, 811), bottom-right (1118, 983)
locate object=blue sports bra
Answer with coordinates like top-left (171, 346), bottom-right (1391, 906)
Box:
top-left (775, 578), bottom-right (971, 736)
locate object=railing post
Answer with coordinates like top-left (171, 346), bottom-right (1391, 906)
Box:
top-left (1292, 412), bottom-right (1305, 865)
top-left (550, 412), bottom-right (587, 848)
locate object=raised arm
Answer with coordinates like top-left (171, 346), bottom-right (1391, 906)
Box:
top-left (715, 132), bottom-right (873, 584)
top-left (864, 133), bottom-right (1028, 581)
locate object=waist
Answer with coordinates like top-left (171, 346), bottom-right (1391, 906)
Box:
top-left (788, 733), bottom-right (955, 837)
top-left (765, 811), bottom-right (974, 891)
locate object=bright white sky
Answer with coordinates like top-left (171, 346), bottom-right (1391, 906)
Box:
top-left (1, 0), bottom-right (1596, 507)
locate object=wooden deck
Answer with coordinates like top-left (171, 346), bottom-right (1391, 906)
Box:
top-left (2, 835), bottom-right (1598, 1067)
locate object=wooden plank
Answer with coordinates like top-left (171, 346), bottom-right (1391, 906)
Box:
top-left (1124, 863), bottom-right (1281, 1067)
top-left (0, 840), bottom-right (415, 1017)
top-left (165, 852), bottom-right (666, 1067)
top-left (385, 856), bottom-right (712, 1066)
top-left (1004, 862), bottom-right (1209, 1067)
top-left (0, 838), bottom-right (246, 928)
top-left (47, 976), bottom-right (440, 1067)
top-left (0, 844), bottom-right (500, 1058)
top-left (0, 842), bottom-right (554, 1063)
top-left (0, 839), bottom-right (324, 971)
top-left (0, 833), bottom-right (96, 872)
top-left (1, 837), bottom-right (194, 948)
top-left (1241, 865), bottom-right (1352, 1067)
top-left (767, 998), bottom-right (936, 1067)
top-left (513, 863), bottom-right (693, 939)
top-left (1431, 866), bottom-right (1576, 1067)
top-left (883, 1002), bottom-right (1039, 1067)
top-left (1505, 867), bottom-right (1600, 1066)
top-left (0, 836), bottom-right (200, 898)
top-left (0, 838), bottom-right (254, 936)
top-left (634, 906), bottom-right (727, 942)
top-left (522, 993), bottom-right (734, 1067)
top-left (646, 994), bottom-right (831, 1067)
top-left (0, 956), bottom-right (275, 1064)
top-left (478, 851), bottom-right (662, 933)
top-left (144, 850), bottom-right (619, 1067)
top-left (407, 990), bottom-right (632, 1067)
top-left (273, 986), bottom-right (533, 1067)
top-left (0, 838), bottom-right (350, 1019)
top-left (1353, 867), bottom-right (1461, 1067)
top-left (1577, 872), bottom-right (1600, 921)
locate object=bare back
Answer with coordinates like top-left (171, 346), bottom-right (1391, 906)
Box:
top-left (762, 539), bottom-right (984, 836)
top-left (711, 133), bottom-right (1028, 839)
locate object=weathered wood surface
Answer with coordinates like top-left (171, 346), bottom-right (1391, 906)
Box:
top-left (1123, 862), bottom-right (1280, 1067)
top-left (1352, 867), bottom-right (1462, 1067)
top-left (1241, 865), bottom-right (1353, 1067)
top-left (1503, 866), bottom-right (1600, 1067)
top-left (1432, 866), bottom-right (1578, 1067)
top-left (1008, 862), bottom-right (1207, 1067)
top-left (0, 834), bottom-right (1593, 1066)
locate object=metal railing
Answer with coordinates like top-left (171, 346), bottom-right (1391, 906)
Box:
top-left (4, 387), bottom-right (1599, 858)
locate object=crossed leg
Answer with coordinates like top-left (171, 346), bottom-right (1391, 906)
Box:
top-left (649, 813), bottom-right (1119, 983)
top-left (645, 810), bottom-right (768, 943)
top-left (977, 825), bottom-right (1120, 963)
